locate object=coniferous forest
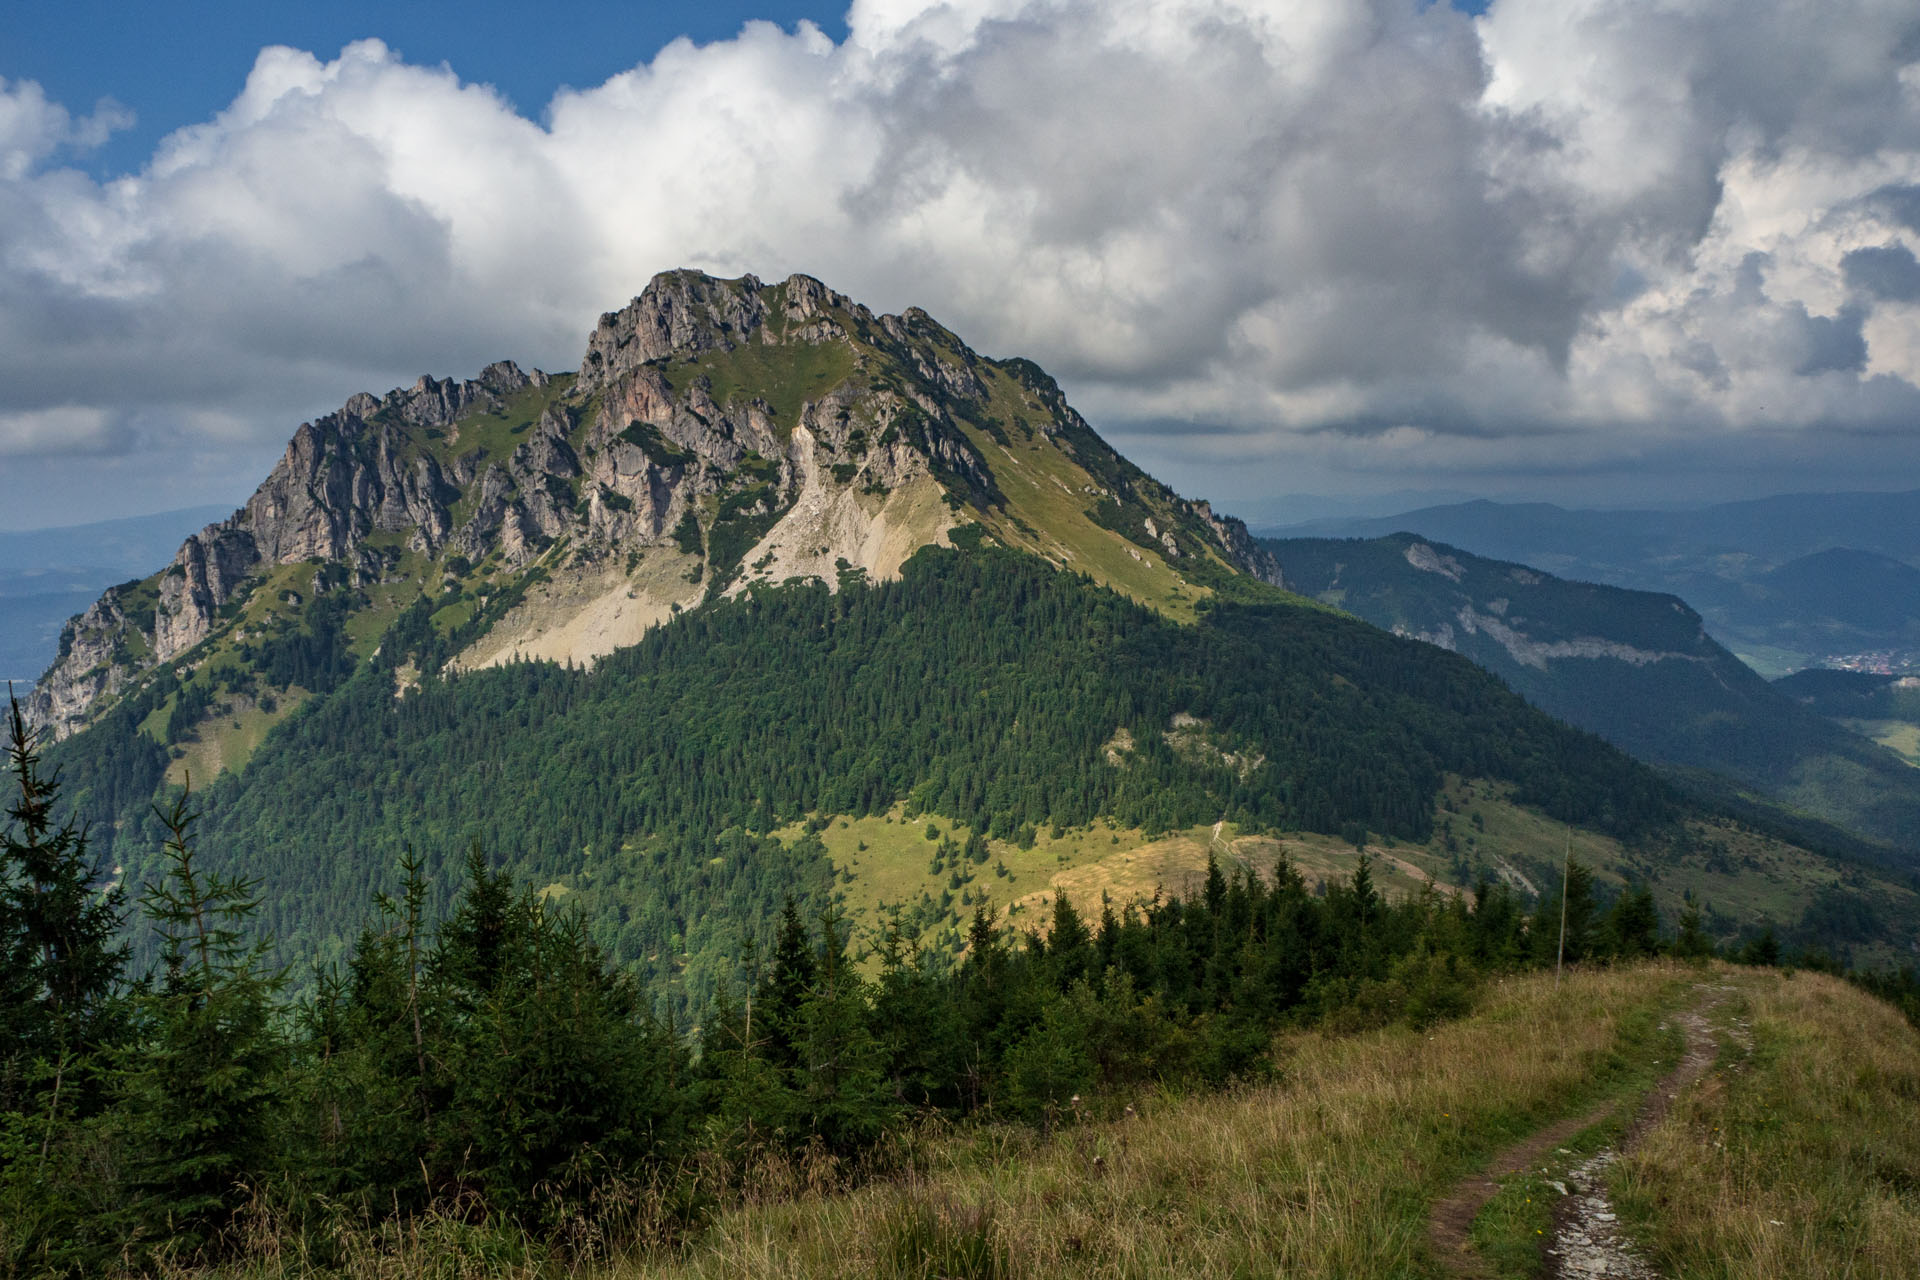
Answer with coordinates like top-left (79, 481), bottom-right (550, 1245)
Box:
top-left (44, 545), bottom-right (1670, 1012)
top-left (6, 665), bottom-right (1768, 1274)
top-left (3, 544), bottom-right (1879, 1274)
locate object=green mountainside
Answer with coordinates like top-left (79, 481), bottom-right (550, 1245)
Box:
top-left (11, 272), bottom-right (1920, 1275)
top-left (1775, 667), bottom-right (1920, 767)
top-left (49, 545), bottom-right (1687, 1008)
top-left (24, 271), bottom-right (1917, 1007)
top-left (1263, 533), bottom-right (1920, 859)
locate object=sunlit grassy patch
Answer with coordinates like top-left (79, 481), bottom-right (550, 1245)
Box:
top-left (1840, 717), bottom-right (1920, 767)
top-left (162, 687), bottom-right (310, 787)
top-left (795, 807), bottom-right (1466, 962)
top-left (621, 965), bottom-right (1691, 1280)
top-left (1614, 970), bottom-right (1920, 1280)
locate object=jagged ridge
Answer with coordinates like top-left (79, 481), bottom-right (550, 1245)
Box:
top-left (30, 270), bottom-right (1281, 743)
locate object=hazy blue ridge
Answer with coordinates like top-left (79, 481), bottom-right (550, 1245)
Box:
top-left (1257, 491), bottom-right (1920, 674)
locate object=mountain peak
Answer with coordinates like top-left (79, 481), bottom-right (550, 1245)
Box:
top-left (27, 269), bottom-right (1280, 744)
top-left (577, 271), bottom-right (868, 394)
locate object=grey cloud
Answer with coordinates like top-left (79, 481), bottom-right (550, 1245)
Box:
top-left (1843, 244), bottom-right (1920, 302)
top-left (1866, 183), bottom-right (1920, 233)
top-left (1793, 303), bottom-right (1869, 377)
top-left (1, 2), bottom-right (1919, 525)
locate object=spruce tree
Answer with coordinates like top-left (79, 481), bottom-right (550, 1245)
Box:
top-left (294, 850), bottom-right (439, 1213)
top-left (117, 786), bottom-right (285, 1260)
top-left (427, 849), bottom-right (688, 1222)
top-left (1538, 858), bottom-right (1598, 966)
top-left (1, 691), bottom-right (128, 1114)
top-left (761, 898), bottom-right (816, 1069)
top-left (1043, 894), bottom-right (1093, 989)
top-left (1674, 898), bottom-right (1715, 959)
top-left (1, 690), bottom-right (130, 1274)
top-left (1604, 884), bottom-right (1660, 958)
top-left (795, 907), bottom-right (894, 1151)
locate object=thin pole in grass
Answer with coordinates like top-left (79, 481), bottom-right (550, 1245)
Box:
top-left (1555, 823), bottom-right (1571, 988)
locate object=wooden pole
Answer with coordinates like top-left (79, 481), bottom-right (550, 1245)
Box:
top-left (1555, 824), bottom-right (1571, 987)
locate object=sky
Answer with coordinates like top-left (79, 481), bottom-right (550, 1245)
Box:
top-left (2, 0), bottom-right (1918, 530)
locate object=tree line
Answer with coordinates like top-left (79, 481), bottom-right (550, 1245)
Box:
top-left (44, 545), bottom-right (1675, 1016)
top-left (4, 688), bottom-right (1833, 1275)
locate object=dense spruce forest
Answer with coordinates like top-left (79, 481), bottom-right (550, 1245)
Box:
top-left (45, 544), bottom-right (1671, 1012)
top-left (9, 676), bottom-right (1814, 1275)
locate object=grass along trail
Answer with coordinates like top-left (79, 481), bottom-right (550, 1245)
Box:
top-left (1428, 985), bottom-right (1723, 1279)
top-left (618, 965), bottom-right (1697, 1280)
top-left (1427, 1102), bottom-right (1621, 1277)
top-left (1612, 970), bottom-right (1920, 1279)
top-left (1541, 992), bottom-right (1724, 1279)
top-left (1436, 968), bottom-right (1920, 1280)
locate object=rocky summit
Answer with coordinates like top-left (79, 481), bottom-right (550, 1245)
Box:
top-left (29, 270), bottom-right (1279, 744)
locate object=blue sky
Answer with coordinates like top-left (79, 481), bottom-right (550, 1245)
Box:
top-left (7, 2), bottom-right (848, 177)
top-left (2, 0), bottom-right (1917, 529)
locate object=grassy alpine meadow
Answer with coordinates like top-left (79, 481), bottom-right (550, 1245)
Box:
top-left (616, 964), bottom-right (1695, 1280)
top-left (99, 963), bottom-right (1920, 1279)
top-left (137, 964), bottom-right (1692, 1280)
top-left (1614, 969), bottom-right (1920, 1280)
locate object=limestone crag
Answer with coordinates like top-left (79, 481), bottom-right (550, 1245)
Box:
top-left (28, 363), bottom-right (547, 737)
top-left (573, 273), bottom-right (996, 556)
top-left (577, 270), bottom-right (775, 392)
top-left (27, 592), bottom-right (140, 738)
top-left (455, 403), bottom-right (582, 564)
top-left (28, 269), bottom-right (1284, 741)
top-left (1192, 500), bottom-right (1284, 587)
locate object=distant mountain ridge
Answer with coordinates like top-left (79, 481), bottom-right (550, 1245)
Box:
top-left (1262, 532), bottom-right (1920, 855)
top-left (1749, 548), bottom-right (1920, 635)
top-left (0, 506), bottom-right (234, 571)
top-left (1262, 492), bottom-right (1920, 674)
top-left (1262, 490), bottom-right (1920, 565)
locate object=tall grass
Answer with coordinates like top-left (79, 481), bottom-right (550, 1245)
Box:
top-left (1615, 969), bottom-right (1920, 1279)
top-left (626, 965), bottom-right (1689, 1279)
top-left (141, 964), bottom-right (1746, 1279)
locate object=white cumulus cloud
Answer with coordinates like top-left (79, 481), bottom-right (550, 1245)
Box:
top-left (2, 0), bottom-right (1919, 524)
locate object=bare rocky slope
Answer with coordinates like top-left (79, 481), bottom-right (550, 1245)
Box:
top-left (29, 270), bottom-right (1279, 746)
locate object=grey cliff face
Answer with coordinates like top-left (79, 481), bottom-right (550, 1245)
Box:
top-left (26, 363), bottom-right (546, 738)
top-left (572, 272), bottom-right (997, 551)
top-left (1192, 501), bottom-right (1286, 587)
top-left (30, 593), bottom-right (138, 739)
top-left (578, 271), bottom-right (777, 394)
top-left (26, 269), bottom-right (1278, 741)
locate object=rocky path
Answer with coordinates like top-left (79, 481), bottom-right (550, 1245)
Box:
top-left (1428, 987), bottom-right (1724, 1279)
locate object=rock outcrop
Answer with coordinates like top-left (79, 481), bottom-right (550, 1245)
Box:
top-left (28, 362), bottom-right (547, 737)
top-left (28, 271), bottom-right (1283, 740)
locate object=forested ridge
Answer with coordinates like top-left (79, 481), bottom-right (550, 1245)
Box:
top-left (1263, 534), bottom-right (1920, 856)
top-left (46, 544), bottom-right (1671, 1011)
top-left (10, 677), bottom-right (1852, 1276)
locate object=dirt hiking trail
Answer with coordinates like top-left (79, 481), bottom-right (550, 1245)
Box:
top-left (1427, 984), bottom-right (1726, 1279)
